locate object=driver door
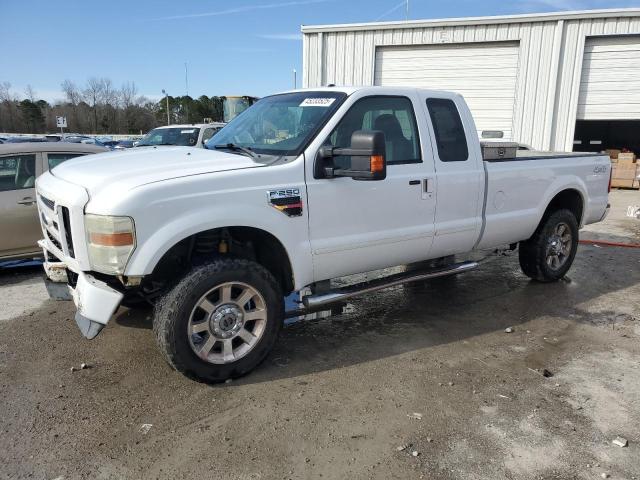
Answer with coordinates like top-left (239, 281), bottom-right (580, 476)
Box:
top-left (304, 93), bottom-right (437, 282)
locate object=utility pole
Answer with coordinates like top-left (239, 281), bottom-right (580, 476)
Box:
top-left (406, 0), bottom-right (409, 20)
top-left (162, 89), bottom-right (170, 125)
top-left (184, 63), bottom-right (190, 122)
top-left (184, 63), bottom-right (189, 97)
top-left (293, 69), bottom-right (297, 89)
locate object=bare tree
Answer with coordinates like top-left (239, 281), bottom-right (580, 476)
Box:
top-left (61, 79), bottom-right (83, 131)
top-left (0, 81), bottom-right (17, 131)
top-left (84, 77), bottom-right (104, 133)
top-left (0, 81), bottom-right (12, 103)
top-left (61, 79), bottom-right (81, 105)
top-left (120, 81), bottom-right (138, 108)
top-left (24, 84), bottom-right (36, 102)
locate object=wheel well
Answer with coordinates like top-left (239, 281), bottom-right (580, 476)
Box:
top-left (543, 189), bottom-right (583, 225)
top-left (150, 227), bottom-right (294, 295)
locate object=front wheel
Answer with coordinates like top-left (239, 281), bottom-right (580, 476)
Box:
top-left (518, 209), bottom-right (579, 282)
top-left (153, 258), bottom-right (283, 382)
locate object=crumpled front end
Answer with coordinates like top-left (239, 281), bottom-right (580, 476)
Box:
top-left (36, 172), bottom-right (124, 339)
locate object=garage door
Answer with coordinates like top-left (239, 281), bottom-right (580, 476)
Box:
top-left (578, 36), bottom-right (640, 120)
top-left (374, 42), bottom-right (520, 140)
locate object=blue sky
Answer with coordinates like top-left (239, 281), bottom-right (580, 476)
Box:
top-left (1, 0), bottom-right (639, 103)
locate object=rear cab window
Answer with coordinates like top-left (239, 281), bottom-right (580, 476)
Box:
top-left (426, 98), bottom-right (469, 162)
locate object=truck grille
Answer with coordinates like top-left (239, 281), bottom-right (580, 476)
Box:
top-left (38, 193), bottom-right (78, 260)
top-left (39, 194), bottom-right (55, 210)
top-left (46, 229), bottom-right (62, 251)
top-left (61, 207), bottom-right (75, 258)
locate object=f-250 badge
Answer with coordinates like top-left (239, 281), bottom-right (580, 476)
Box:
top-left (267, 188), bottom-right (303, 217)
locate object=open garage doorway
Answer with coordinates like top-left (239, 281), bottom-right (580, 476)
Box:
top-left (573, 120), bottom-right (640, 155)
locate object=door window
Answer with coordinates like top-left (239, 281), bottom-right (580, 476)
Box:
top-left (426, 98), bottom-right (469, 162)
top-left (0, 154), bottom-right (36, 191)
top-left (327, 96), bottom-right (421, 167)
top-left (47, 153), bottom-right (84, 170)
top-left (202, 128), bottom-right (216, 143)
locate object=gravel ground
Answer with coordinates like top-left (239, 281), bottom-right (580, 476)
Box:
top-left (1, 190), bottom-right (639, 480)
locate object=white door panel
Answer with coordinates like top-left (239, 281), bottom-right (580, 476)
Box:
top-left (307, 169), bottom-right (434, 280)
top-left (419, 94), bottom-right (484, 257)
top-left (578, 36), bottom-right (640, 120)
top-left (305, 92), bottom-right (437, 282)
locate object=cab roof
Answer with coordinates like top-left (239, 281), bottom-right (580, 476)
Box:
top-left (0, 142), bottom-right (108, 155)
top-left (154, 123), bottom-right (225, 129)
top-left (276, 85), bottom-right (461, 98)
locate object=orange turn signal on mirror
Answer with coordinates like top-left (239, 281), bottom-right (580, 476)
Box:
top-left (89, 232), bottom-right (134, 247)
top-left (370, 155), bottom-right (384, 173)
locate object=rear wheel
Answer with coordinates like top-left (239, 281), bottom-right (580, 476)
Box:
top-left (518, 209), bottom-right (579, 282)
top-left (153, 258), bottom-right (283, 382)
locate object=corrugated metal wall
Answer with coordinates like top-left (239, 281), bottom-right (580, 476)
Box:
top-left (303, 14), bottom-right (640, 151)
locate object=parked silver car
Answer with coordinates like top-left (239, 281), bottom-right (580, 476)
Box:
top-left (0, 142), bottom-right (107, 261)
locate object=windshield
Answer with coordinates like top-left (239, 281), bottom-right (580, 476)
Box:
top-left (137, 127), bottom-right (201, 147)
top-left (208, 91), bottom-right (347, 156)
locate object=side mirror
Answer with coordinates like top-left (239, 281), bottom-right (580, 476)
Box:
top-left (315, 130), bottom-right (386, 181)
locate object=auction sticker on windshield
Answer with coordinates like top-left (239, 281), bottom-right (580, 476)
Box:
top-left (300, 98), bottom-right (336, 107)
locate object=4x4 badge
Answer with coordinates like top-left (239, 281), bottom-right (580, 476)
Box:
top-left (267, 188), bottom-right (303, 217)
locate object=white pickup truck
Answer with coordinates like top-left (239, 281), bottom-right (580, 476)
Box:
top-left (35, 86), bottom-right (611, 382)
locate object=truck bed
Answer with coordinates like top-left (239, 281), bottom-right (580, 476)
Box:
top-left (486, 149), bottom-right (603, 162)
top-left (476, 150), bottom-right (610, 250)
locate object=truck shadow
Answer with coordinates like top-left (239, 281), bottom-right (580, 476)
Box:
top-left (0, 264), bottom-right (45, 287)
top-left (107, 244), bottom-right (640, 386)
top-left (244, 244), bottom-right (640, 385)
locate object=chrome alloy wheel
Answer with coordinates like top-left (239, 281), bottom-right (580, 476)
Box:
top-left (546, 222), bottom-right (572, 271)
top-left (188, 282), bottom-right (267, 364)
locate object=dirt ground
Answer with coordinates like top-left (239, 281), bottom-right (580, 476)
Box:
top-left (1, 190), bottom-right (639, 480)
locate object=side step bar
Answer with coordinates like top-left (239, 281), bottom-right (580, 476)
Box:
top-left (302, 261), bottom-right (478, 310)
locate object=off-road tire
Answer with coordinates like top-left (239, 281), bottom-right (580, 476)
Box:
top-left (518, 209), bottom-right (579, 282)
top-left (153, 258), bottom-right (283, 383)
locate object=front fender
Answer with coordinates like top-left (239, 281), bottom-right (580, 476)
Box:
top-left (124, 203), bottom-right (314, 291)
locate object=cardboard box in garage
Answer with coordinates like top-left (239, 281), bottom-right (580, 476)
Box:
top-left (611, 163), bottom-right (640, 189)
top-left (613, 163), bottom-right (638, 178)
top-left (606, 149), bottom-right (621, 161)
top-left (611, 178), bottom-right (639, 188)
top-left (617, 152), bottom-right (637, 163)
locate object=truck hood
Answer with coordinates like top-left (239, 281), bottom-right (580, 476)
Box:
top-left (51, 146), bottom-right (263, 197)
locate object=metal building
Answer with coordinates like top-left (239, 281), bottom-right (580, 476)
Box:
top-left (302, 9), bottom-right (640, 153)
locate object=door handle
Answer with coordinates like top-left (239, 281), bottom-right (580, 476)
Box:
top-left (17, 197), bottom-right (36, 205)
top-left (409, 180), bottom-right (421, 185)
top-left (421, 178), bottom-right (434, 200)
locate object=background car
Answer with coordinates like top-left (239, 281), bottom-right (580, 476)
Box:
top-left (62, 135), bottom-right (106, 146)
top-left (114, 140), bottom-right (134, 149)
top-left (136, 123), bottom-right (225, 148)
top-left (5, 137), bottom-right (48, 143)
top-left (101, 140), bottom-right (120, 149)
top-left (0, 142), bottom-right (108, 261)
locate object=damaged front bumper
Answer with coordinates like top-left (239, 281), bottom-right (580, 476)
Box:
top-left (40, 241), bottom-right (123, 339)
top-left (70, 272), bottom-right (123, 339)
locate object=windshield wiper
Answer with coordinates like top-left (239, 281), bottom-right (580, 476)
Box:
top-left (214, 143), bottom-right (259, 160)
